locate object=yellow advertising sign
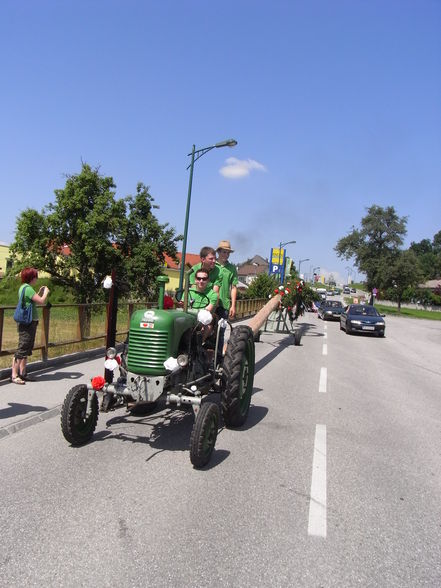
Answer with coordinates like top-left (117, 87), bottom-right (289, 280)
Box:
top-left (271, 248), bottom-right (285, 264)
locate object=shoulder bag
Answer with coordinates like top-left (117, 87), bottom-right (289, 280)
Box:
top-left (13, 286), bottom-right (33, 325)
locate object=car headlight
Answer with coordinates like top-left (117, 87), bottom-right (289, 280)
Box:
top-left (376, 322), bottom-right (385, 326)
top-left (350, 320), bottom-right (362, 325)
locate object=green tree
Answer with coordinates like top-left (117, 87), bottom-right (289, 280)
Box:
top-left (121, 182), bottom-right (181, 300)
top-left (9, 163), bottom-right (181, 305)
top-left (378, 250), bottom-right (423, 310)
top-left (335, 205), bottom-right (407, 300)
top-left (409, 230), bottom-right (441, 280)
top-left (245, 273), bottom-right (278, 299)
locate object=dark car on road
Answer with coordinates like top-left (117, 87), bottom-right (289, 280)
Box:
top-left (318, 300), bottom-right (344, 321)
top-left (340, 304), bottom-right (386, 337)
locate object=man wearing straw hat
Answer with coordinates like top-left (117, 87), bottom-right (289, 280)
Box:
top-left (215, 239), bottom-right (238, 320)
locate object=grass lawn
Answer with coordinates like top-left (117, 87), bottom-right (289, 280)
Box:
top-left (374, 304), bottom-right (441, 321)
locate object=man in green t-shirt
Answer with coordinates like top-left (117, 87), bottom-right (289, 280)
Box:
top-left (215, 240), bottom-right (238, 320)
top-left (188, 268), bottom-right (218, 311)
top-left (188, 246), bottom-right (222, 296)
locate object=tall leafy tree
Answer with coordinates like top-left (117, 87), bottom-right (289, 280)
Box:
top-left (378, 250), bottom-right (423, 310)
top-left (335, 205), bottom-right (408, 300)
top-left (409, 230), bottom-right (441, 280)
top-left (9, 163), bottom-right (181, 304)
top-left (121, 182), bottom-right (181, 300)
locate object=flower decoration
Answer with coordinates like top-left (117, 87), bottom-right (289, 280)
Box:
top-left (163, 295), bottom-right (174, 309)
top-left (91, 376), bottom-right (106, 390)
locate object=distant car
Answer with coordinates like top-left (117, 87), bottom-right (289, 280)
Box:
top-left (318, 300), bottom-right (344, 320)
top-left (340, 304), bottom-right (386, 336)
top-left (343, 287), bottom-right (351, 294)
top-left (326, 290), bottom-right (334, 296)
top-left (350, 288), bottom-right (356, 293)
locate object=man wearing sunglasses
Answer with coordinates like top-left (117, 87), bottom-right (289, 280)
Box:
top-left (189, 269), bottom-right (218, 311)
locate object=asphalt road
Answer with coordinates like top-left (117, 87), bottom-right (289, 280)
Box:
top-left (1, 311), bottom-right (440, 587)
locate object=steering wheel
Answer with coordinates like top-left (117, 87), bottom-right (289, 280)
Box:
top-left (188, 290), bottom-right (211, 309)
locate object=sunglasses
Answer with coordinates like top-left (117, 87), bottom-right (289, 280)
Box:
top-left (196, 276), bottom-right (208, 281)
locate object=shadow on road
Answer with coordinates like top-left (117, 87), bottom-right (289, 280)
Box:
top-left (30, 371), bottom-right (86, 382)
top-left (298, 321), bottom-right (325, 337)
top-left (237, 404), bottom-right (268, 431)
top-left (77, 396), bottom-right (266, 468)
top-left (0, 402), bottom-right (47, 420)
top-left (255, 338), bottom-right (293, 373)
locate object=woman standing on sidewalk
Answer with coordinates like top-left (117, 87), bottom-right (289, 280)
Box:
top-left (11, 268), bottom-right (50, 385)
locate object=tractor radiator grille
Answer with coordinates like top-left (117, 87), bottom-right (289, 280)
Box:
top-left (127, 330), bottom-right (169, 374)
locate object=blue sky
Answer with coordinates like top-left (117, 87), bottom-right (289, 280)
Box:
top-left (1, 0), bottom-right (440, 284)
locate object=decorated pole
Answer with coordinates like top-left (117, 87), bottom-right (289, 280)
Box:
top-left (247, 294), bottom-right (282, 335)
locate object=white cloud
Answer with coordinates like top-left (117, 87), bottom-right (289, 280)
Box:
top-left (219, 157), bottom-right (267, 179)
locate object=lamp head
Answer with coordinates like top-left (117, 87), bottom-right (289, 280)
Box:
top-left (215, 139), bottom-right (237, 148)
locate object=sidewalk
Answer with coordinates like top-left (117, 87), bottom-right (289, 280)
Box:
top-left (0, 352), bottom-right (106, 439)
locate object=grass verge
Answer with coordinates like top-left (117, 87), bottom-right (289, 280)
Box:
top-left (374, 304), bottom-right (441, 320)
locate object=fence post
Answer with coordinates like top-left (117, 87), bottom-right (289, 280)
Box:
top-left (41, 305), bottom-right (50, 362)
top-left (0, 308), bottom-right (4, 353)
top-left (128, 303), bottom-right (134, 331)
top-left (77, 305), bottom-right (86, 341)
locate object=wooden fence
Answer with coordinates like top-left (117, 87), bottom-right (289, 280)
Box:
top-left (0, 298), bottom-right (266, 369)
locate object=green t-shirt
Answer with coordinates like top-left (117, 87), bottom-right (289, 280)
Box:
top-left (188, 263), bottom-right (222, 290)
top-left (216, 261), bottom-right (238, 310)
top-left (19, 284), bottom-right (37, 320)
top-left (188, 287), bottom-right (218, 310)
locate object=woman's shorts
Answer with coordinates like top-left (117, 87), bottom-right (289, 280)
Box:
top-left (15, 321), bottom-right (38, 359)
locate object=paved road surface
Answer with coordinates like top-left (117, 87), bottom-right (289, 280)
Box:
top-left (1, 312), bottom-right (440, 587)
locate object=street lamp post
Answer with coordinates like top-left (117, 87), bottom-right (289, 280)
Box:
top-left (278, 239), bottom-right (296, 283)
top-left (178, 139), bottom-right (237, 290)
top-left (298, 258), bottom-right (310, 278)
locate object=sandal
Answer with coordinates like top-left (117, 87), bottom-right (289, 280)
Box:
top-left (20, 373), bottom-right (36, 382)
top-left (11, 376), bottom-right (25, 385)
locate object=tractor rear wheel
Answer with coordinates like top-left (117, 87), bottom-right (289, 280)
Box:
top-left (190, 402), bottom-right (219, 468)
top-left (221, 325), bottom-right (255, 427)
top-left (61, 385), bottom-right (98, 446)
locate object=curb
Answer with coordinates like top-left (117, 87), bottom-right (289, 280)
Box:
top-left (0, 346), bottom-right (108, 382)
top-left (0, 405), bottom-right (62, 440)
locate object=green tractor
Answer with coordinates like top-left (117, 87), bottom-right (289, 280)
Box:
top-left (60, 275), bottom-right (255, 468)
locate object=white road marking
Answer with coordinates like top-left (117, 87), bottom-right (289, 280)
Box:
top-left (323, 331), bottom-right (327, 339)
top-left (308, 424), bottom-right (327, 538)
top-left (322, 343), bottom-right (327, 355)
top-left (319, 367), bottom-right (327, 393)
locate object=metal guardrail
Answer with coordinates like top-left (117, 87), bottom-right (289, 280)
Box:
top-left (0, 298), bottom-right (266, 368)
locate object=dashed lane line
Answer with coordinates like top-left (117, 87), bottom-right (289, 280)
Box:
top-left (319, 367), bottom-right (327, 393)
top-left (308, 424), bottom-right (327, 538)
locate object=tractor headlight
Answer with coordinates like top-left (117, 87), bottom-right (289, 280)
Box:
top-left (106, 347), bottom-right (117, 359)
top-left (177, 354), bottom-right (189, 367)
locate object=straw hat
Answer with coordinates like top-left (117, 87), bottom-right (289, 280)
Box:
top-left (216, 240), bottom-right (234, 252)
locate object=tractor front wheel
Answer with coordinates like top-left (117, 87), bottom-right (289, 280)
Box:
top-left (61, 385), bottom-right (98, 446)
top-left (190, 402), bottom-right (219, 468)
top-left (221, 325), bottom-right (255, 428)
